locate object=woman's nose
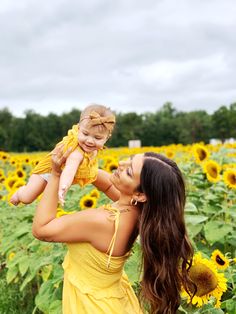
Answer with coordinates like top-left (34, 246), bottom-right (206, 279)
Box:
top-left (117, 161), bottom-right (124, 171)
top-left (118, 160), bottom-right (129, 169)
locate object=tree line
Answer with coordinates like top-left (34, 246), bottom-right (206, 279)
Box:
top-left (0, 102), bottom-right (236, 152)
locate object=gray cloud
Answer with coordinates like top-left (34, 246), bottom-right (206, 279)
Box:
top-left (0, 0), bottom-right (236, 117)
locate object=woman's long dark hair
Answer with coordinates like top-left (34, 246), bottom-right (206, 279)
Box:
top-left (138, 152), bottom-right (194, 314)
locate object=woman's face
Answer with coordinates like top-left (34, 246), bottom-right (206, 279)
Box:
top-left (110, 154), bottom-right (144, 196)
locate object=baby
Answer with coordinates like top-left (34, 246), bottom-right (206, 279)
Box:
top-left (10, 104), bottom-right (116, 206)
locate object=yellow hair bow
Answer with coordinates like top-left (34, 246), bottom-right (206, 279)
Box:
top-left (89, 111), bottom-right (115, 132)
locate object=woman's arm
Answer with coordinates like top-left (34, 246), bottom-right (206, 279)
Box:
top-left (32, 148), bottom-right (105, 243)
top-left (93, 169), bottom-right (120, 201)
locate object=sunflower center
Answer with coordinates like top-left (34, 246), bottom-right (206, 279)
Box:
top-left (208, 166), bottom-right (217, 178)
top-left (216, 255), bottom-right (225, 266)
top-left (189, 264), bottom-right (218, 297)
top-left (229, 174), bottom-right (236, 185)
top-left (17, 171), bottom-right (24, 178)
top-left (197, 149), bottom-right (207, 161)
top-left (84, 200), bottom-right (93, 207)
top-left (8, 179), bottom-right (16, 188)
top-left (166, 151), bottom-right (174, 158)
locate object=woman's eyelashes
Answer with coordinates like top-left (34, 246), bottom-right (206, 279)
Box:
top-left (126, 167), bottom-right (132, 177)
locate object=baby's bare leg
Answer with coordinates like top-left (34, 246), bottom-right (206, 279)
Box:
top-left (10, 174), bottom-right (47, 205)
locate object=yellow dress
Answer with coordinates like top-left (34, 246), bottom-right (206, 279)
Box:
top-left (32, 124), bottom-right (98, 187)
top-left (62, 205), bottom-right (143, 314)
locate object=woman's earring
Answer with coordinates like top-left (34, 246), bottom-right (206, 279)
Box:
top-left (130, 198), bottom-right (138, 206)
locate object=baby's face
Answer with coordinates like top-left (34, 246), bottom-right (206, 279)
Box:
top-left (78, 120), bottom-right (109, 153)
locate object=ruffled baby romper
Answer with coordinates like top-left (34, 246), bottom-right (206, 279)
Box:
top-left (32, 124), bottom-right (98, 187)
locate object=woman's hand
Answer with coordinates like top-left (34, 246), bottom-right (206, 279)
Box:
top-left (51, 145), bottom-right (72, 177)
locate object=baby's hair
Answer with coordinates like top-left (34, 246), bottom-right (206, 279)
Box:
top-left (79, 104), bottom-right (116, 136)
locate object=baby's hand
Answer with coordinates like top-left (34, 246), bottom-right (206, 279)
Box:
top-left (58, 185), bottom-right (68, 206)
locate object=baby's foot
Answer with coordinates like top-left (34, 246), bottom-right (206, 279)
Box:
top-left (10, 191), bottom-right (20, 206)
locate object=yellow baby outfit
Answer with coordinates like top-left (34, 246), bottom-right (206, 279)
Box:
top-left (32, 124), bottom-right (98, 187)
top-left (62, 205), bottom-right (143, 314)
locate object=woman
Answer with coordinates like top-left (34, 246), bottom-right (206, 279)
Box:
top-left (32, 147), bottom-right (194, 314)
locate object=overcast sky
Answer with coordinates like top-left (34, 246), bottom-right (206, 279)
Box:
top-left (0, 0), bottom-right (236, 117)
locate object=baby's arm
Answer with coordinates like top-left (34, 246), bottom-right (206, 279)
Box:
top-left (93, 169), bottom-right (120, 201)
top-left (58, 150), bottom-right (83, 205)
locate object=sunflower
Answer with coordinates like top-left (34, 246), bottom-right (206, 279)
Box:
top-left (90, 188), bottom-right (100, 199)
top-left (105, 161), bottom-right (119, 173)
top-left (0, 151), bottom-right (10, 162)
top-left (14, 168), bottom-right (27, 180)
top-left (9, 157), bottom-right (18, 166)
top-left (23, 156), bottom-right (30, 164)
top-left (12, 179), bottom-right (26, 190)
top-left (223, 169), bottom-right (236, 189)
top-left (165, 150), bottom-right (175, 159)
top-left (182, 252), bottom-right (227, 308)
top-left (56, 207), bottom-right (75, 218)
top-left (193, 144), bottom-right (210, 163)
top-left (202, 160), bottom-right (221, 183)
top-left (0, 194), bottom-right (6, 201)
top-left (222, 163), bottom-right (236, 170)
top-left (101, 156), bottom-right (117, 168)
top-left (8, 252), bottom-right (16, 261)
top-left (211, 250), bottom-right (230, 270)
top-left (31, 159), bottom-right (40, 167)
top-left (79, 195), bottom-right (97, 210)
top-left (0, 169), bottom-right (5, 183)
top-left (4, 176), bottom-right (19, 191)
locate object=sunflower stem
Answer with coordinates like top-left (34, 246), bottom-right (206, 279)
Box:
top-left (228, 267), bottom-right (235, 291)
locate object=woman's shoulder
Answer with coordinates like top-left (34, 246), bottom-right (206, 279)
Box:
top-left (79, 206), bottom-right (113, 226)
top-left (86, 205), bottom-right (115, 223)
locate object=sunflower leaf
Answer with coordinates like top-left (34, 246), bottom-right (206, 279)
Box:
top-left (204, 221), bottom-right (233, 244)
top-left (185, 214), bottom-right (208, 225)
top-left (185, 202), bottom-right (198, 212)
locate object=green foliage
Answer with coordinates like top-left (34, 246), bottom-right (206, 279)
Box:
top-left (0, 201), bottom-right (65, 314)
top-left (0, 265), bottom-right (38, 314)
top-left (0, 145), bottom-right (236, 312)
top-left (1, 102), bottom-right (236, 151)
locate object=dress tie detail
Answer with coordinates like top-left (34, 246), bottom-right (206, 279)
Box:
top-left (103, 204), bottom-right (121, 268)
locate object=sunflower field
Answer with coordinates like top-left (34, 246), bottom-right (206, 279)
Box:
top-left (0, 143), bottom-right (236, 314)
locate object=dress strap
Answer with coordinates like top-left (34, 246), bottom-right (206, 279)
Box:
top-left (103, 204), bottom-right (121, 268)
